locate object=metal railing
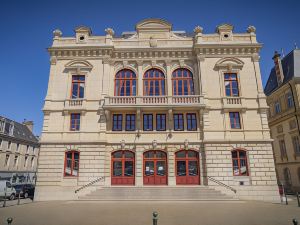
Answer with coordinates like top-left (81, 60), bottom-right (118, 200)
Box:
top-left (206, 176), bottom-right (237, 193)
top-left (74, 176), bottom-right (105, 193)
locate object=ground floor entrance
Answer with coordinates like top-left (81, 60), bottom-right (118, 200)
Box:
top-left (143, 150), bottom-right (168, 185)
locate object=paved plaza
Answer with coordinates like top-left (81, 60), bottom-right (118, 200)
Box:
top-left (0, 199), bottom-right (299, 225)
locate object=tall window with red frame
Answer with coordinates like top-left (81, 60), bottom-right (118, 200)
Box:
top-left (232, 150), bottom-right (248, 176)
top-left (115, 69), bottom-right (136, 96)
top-left (224, 73), bottom-right (239, 97)
top-left (144, 69), bottom-right (165, 96)
top-left (64, 151), bottom-right (79, 177)
top-left (70, 113), bottom-right (80, 131)
top-left (229, 112), bottom-right (241, 129)
top-left (71, 75), bottom-right (85, 99)
top-left (172, 69), bottom-right (194, 95)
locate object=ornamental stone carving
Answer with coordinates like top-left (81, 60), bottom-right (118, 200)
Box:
top-left (149, 37), bottom-right (157, 47)
top-left (53, 29), bottom-right (62, 38)
top-left (247, 25), bottom-right (256, 34)
top-left (105, 28), bottom-right (115, 36)
top-left (194, 26), bottom-right (203, 34)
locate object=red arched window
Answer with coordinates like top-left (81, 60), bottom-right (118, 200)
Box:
top-left (115, 69), bottom-right (137, 96)
top-left (231, 149), bottom-right (248, 176)
top-left (143, 69), bottom-right (165, 96)
top-left (172, 69), bottom-right (194, 95)
top-left (64, 151), bottom-right (79, 177)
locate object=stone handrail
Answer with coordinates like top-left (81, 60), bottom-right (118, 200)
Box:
top-left (205, 176), bottom-right (237, 193)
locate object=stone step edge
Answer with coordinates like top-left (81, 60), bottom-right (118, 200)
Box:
top-left (76, 198), bottom-right (241, 202)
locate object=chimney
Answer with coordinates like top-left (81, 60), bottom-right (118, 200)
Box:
top-left (272, 51), bottom-right (284, 85)
top-left (23, 120), bottom-right (34, 132)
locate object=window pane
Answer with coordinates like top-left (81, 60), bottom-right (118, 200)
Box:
top-left (144, 151), bottom-right (154, 158)
top-left (113, 161), bottom-right (122, 176)
top-left (145, 161), bottom-right (154, 176)
top-left (232, 151), bottom-right (238, 158)
top-left (72, 83), bottom-right (78, 98)
top-left (177, 161), bottom-right (186, 176)
top-left (176, 151), bottom-right (185, 158)
top-left (156, 151), bottom-right (166, 158)
top-left (124, 161), bottom-right (134, 176)
top-left (113, 151), bottom-right (122, 158)
top-left (188, 151), bottom-right (197, 158)
top-left (188, 161), bottom-right (198, 176)
top-left (156, 161), bottom-right (166, 176)
top-left (79, 83), bottom-right (84, 98)
top-left (124, 151), bottom-right (134, 159)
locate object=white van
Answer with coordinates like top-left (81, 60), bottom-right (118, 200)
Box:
top-left (0, 180), bottom-right (16, 200)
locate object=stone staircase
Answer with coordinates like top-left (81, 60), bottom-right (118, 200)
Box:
top-left (78, 186), bottom-right (238, 201)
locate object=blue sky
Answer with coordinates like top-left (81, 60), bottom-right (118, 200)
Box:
top-left (0, 0), bottom-right (299, 135)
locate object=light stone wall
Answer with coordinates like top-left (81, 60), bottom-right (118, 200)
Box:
top-left (36, 19), bottom-right (280, 202)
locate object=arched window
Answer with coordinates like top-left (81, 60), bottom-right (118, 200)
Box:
top-left (143, 69), bottom-right (165, 96)
top-left (115, 69), bottom-right (136, 96)
top-left (64, 151), bottom-right (79, 177)
top-left (284, 167), bottom-right (292, 186)
top-left (172, 69), bottom-right (194, 95)
top-left (231, 149), bottom-right (248, 176)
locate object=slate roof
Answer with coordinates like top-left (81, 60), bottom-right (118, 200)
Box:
top-left (264, 49), bottom-right (300, 96)
top-left (0, 116), bottom-right (39, 144)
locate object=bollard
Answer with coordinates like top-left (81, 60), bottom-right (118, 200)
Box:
top-left (3, 188), bottom-right (7, 207)
top-left (7, 218), bottom-right (13, 225)
top-left (153, 211), bottom-right (158, 225)
top-left (297, 192), bottom-right (300, 207)
top-left (284, 188), bottom-right (288, 205)
top-left (293, 219), bottom-right (298, 225)
top-left (17, 192), bottom-right (20, 205)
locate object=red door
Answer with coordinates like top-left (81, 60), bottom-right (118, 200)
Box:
top-left (143, 150), bottom-right (167, 185)
top-left (176, 150), bottom-right (200, 185)
top-left (111, 150), bottom-right (135, 185)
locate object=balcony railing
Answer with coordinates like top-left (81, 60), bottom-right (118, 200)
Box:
top-left (222, 97), bottom-right (243, 109)
top-left (64, 99), bottom-right (85, 110)
top-left (103, 95), bottom-right (204, 107)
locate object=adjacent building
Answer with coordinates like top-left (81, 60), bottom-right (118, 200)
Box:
top-left (0, 116), bottom-right (40, 183)
top-left (264, 49), bottom-right (300, 193)
top-left (36, 19), bottom-right (279, 202)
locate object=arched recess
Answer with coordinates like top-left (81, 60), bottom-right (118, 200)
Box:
top-left (114, 69), bottom-right (137, 96)
top-left (143, 68), bottom-right (166, 96)
top-left (175, 150), bottom-right (200, 185)
top-left (111, 150), bottom-right (135, 185)
top-left (172, 68), bottom-right (195, 95)
top-left (143, 150), bottom-right (167, 185)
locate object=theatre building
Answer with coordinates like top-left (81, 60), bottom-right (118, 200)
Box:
top-left (35, 19), bottom-right (279, 202)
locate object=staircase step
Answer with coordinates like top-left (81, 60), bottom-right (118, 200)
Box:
top-left (78, 186), bottom-right (237, 201)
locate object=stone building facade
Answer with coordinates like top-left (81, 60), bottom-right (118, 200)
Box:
top-left (35, 19), bottom-right (279, 202)
top-left (0, 116), bottom-right (40, 176)
top-left (265, 49), bottom-right (300, 193)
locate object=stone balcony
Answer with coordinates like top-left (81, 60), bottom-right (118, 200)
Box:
top-left (64, 99), bottom-right (86, 111)
top-left (221, 97), bottom-right (245, 110)
top-left (102, 95), bottom-right (205, 109)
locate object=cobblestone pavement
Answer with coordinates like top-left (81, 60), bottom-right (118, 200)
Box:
top-left (0, 200), bottom-right (299, 225)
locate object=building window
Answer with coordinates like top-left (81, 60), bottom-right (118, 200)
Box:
top-left (143, 69), bottom-right (165, 96)
top-left (289, 120), bottom-right (297, 130)
top-left (229, 112), bottom-right (241, 129)
top-left (279, 139), bottom-right (287, 159)
top-left (14, 155), bottom-right (18, 167)
top-left (115, 69), bottom-right (136, 96)
top-left (71, 75), bottom-right (85, 99)
top-left (224, 73), bottom-right (239, 97)
top-left (0, 139), bottom-right (2, 148)
top-left (277, 125), bottom-right (283, 133)
top-left (187, 113), bottom-right (197, 131)
top-left (8, 141), bottom-right (12, 149)
top-left (4, 154), bottom-right (10, 167)
top-left (112, 114), bottom-right (123, 131)
top-left (24, 156), bottom-right (28, 167)
top-left (283, 167), bottom-right (292, 186)
top-left (143, 114), bottom-right (153, 131)
top-left (292, 136), bottom-right (300, 155)
top-left (31, 157), bottom-right (35, 168)
top-left (125, 114), bottom-right (136, 131)
top-left (232, 150), bottom-right (248, 176)
top-left (26, 145), bottom-right (29, 154)
top-left (172, 68), bottom-right (194, 95)
top-left (156, 114), bottom-right (166, 131)
top-left (275, 101), bottom-right (281, 114)
top-left (16, 143), bottom-right (20, 152)
top-left (70, 113), bottom-right (80, 131)
top-left (174, 114), bottom-right (184, 131)
top-left (64, 151), bottom-right (79, 177)
top-left (286, 92), bottom-right (294, 108)
top-left (0, 119), bottom-right (4, 132)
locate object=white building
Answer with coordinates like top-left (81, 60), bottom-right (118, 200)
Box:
top-left (35, 19), bottom-right (279, 202)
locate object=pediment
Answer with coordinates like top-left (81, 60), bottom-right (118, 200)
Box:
top-left (216, 23), bottom-right (234, 33)
top-left (136, 18), bottom-right (172, 32)
top-left (214, 57), bottom-right (244, 70)
top-left (65, 60), bottom-right (93, 70)
top-left (74, 26), bottom-right (92, 35)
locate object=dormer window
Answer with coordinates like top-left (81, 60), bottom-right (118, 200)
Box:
top-left (3, 122), bottom-right (14, 136)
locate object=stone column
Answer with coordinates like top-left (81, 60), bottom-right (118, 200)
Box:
top-left (252, 54), bottom-right (264, 95)
top-left (101, 58), bottom-right (112, 96)
top-left (137, 61), bottom-right (143, 96)
top-left (196, 55), bottom-right (205, 96)
top-left (135, 148), bottom-right (143, 186)
top-left (168, 148), bottom-right (176, 186)
top-left (166, 60), bottom-right (172, 96)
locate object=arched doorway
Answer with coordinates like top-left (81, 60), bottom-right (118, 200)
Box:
top-left (175, 150), bottom-right (200, 185)
top-left (111, 150), bottom-right (135, 185)
top-left (143, 150), bottom-right (167, 185)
